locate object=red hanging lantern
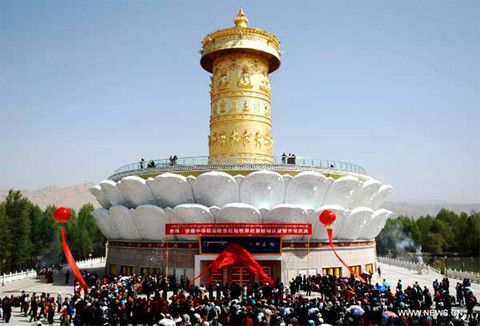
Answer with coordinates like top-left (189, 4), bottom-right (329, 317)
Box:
top-left (319, 209), bottom-right (336, 227)
top-left (52, 206), bottom-right (88, 289)
top-left (53, 207), bottom-right (71, 224)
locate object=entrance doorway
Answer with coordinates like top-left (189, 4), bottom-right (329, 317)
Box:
top-left (201, 261), bottom-right (279, 286)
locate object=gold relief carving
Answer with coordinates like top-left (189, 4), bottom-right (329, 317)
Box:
top-left (210, 132), bottom-right (218, 147)
top-left (227, 61), bottom-right (241, 72)
top-left (219, 101), bottom-right (227, 113)
top-left (243, 130), bottom-right (251, 146)
top-left (230, 129), bottom-right (239, 146)
top-left (209, 76), bottom-right (214, 95)
top-left (243, 99), bottom-right (250, 112)
top-left (259, 72), bottom-right (271, 94)
top-left (219, 132), bottom-right (227, 147)
top-left (212, 91), bottom-right (271, 103)
top-left (217, 68), bottom-right (230, 90)
top-left (237, 65), bottom-right (253, 88)
top-left (250, 60), bottom-right (262, 73)
top-left (255, 131), bottom-right (262, 148)
top-left (263, 133), bottom-right (273, 148)
top-left (207, 46), bottom-right (273, 163)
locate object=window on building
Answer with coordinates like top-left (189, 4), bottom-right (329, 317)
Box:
top-left (322, 267), bottom-right (342, 277)
top-left (121, 265), bottom-right (135, 276)
top-left (350, 265), bottom-right (361, 276)
top-left (109, 264), bottom-right (117, 276)
top-left (365, 263), bottom-right (374, 274)
top-left (140, 267), bottom-right (162, 275)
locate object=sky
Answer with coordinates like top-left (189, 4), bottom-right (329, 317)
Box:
top-left (1, 1), bottom-right (479, 203)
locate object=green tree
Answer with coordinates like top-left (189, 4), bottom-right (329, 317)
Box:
top-left (3, 190), bottom-right (33, 271)
top-left (0, 203), bottom-right (12, 274)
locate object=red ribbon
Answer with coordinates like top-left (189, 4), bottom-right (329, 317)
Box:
top-left (193, 243), bottom-right (274, 285)
top-left (61, 226), bottom-right (88, 289)
top-left (327, 228), bottom-right (366, 283)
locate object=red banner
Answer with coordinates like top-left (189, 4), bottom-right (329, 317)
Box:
top-left (61, 226), bottom-right (88, 289)
top-left (327, 228), bottom-right (366, 283)
top-left (166, 223), bottom-right (311, 236)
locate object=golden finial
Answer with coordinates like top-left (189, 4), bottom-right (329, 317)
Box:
top-left (234, 8), bottom-right (248, 28)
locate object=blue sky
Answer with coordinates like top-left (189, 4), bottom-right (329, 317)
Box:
top-left (1, 1), bottom-right (479, 203)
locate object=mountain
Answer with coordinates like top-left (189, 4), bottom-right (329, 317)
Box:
top-left (1, 183), bottom-right (479, 217)
top-left (0, 183), bottom-right (98, 211)
top-left (383, 202), bottom-right (480, 219)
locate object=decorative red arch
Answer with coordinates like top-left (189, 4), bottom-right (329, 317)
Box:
top-left (193, 242), bottom-right (274, 285)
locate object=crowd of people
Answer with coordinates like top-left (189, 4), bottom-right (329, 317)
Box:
top-left (139, 156), bottom-right (178, 169)
top-left (1, 268), bottom-right (478, 325)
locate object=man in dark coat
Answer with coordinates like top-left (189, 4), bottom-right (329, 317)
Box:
top-left (3, 297), bottom-right (12, 323)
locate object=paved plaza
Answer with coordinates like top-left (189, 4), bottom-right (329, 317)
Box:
top-left (0, 262), bottom-right (478, 325)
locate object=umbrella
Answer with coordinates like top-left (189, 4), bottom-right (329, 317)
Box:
top-left (377, 285), bottom-right (386, 293)
top-left (383, 281), bottom-right (391, 287)
top-left (465, 286), bottom-right (473, 291)
top-left (382, 311), bottom-right (399, 319)
top-left (347, 305), bottom-right (365, 316)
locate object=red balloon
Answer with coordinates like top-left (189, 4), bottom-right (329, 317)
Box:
top-left (53, 207), bottom-right (71, 224)
top-left (319, 210), bottom-right (336, 227)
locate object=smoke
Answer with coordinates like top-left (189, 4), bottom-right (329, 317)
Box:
top-left (377, 220), bottom-right (417, 257)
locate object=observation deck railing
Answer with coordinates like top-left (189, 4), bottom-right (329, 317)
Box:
top-left (113, 156), bottom-right (367, 175)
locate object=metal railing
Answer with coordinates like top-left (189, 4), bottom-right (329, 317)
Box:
top-left (378, 256), bottom-right (480, 283)
top-left (446, 268), bottom-right (480, 284)
top-left (1, 270), bottom-right (37, 285)
top-left (114, 156), bottom-right (367, 175)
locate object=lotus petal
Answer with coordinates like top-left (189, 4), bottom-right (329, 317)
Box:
top-left (351, 180), bottom-right (381, 208)
top-left (234, 175), bottom-right (244, 186)
top-left (186, 176), bottom-right (196, 188)
top-left (369, 185), bottom-right (393, 210)
top-left (100, 180), bottom-right (126, 207)
top-left (342, 207), bottom-right (374, 240)
top-left (109, 206), bottom-right (142, 240)
top-left (164, 207), bottom-right (173, 220)
top-left (239, 170), bottom-right (285, 209)
top-left (147, 173), bottom-right (194, 208)
top-left (91, 207), bottom-right (121, 239)
top-left (309, 205), bottom-right (348, 241)
top-left (284, 171), bottom-right (333, 208)
top-left (117, 176), bottom-right (155, 208)
top-left (258, 208), bottom-right (269, 217)
top-left (216, 203), bottom-right (262, 224)
top-left (90, 185), bottom-right (111, 209)
top-left (361, 209), bottom-right (393, 239)
top-left (282, 174), bottom-right (293, 187)
top-left (323, 176), bottom-right (361, 208)
top-left (209, 206), bottom-right (220, 218)
top-left (171, 204), bottom-right (214, 240)
top-left (263, 204), bottom-right (308, 240)
top-left (193, 172), bottom-right (239, 207)
top-left (132, 205), bottom-right (169, 241)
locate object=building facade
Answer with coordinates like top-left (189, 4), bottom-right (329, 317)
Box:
top-left (91, 10), bottom-right (393, 286)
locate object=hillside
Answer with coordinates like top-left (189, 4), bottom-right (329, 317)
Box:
top-left (0, 183), bottom-right (98, 211)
